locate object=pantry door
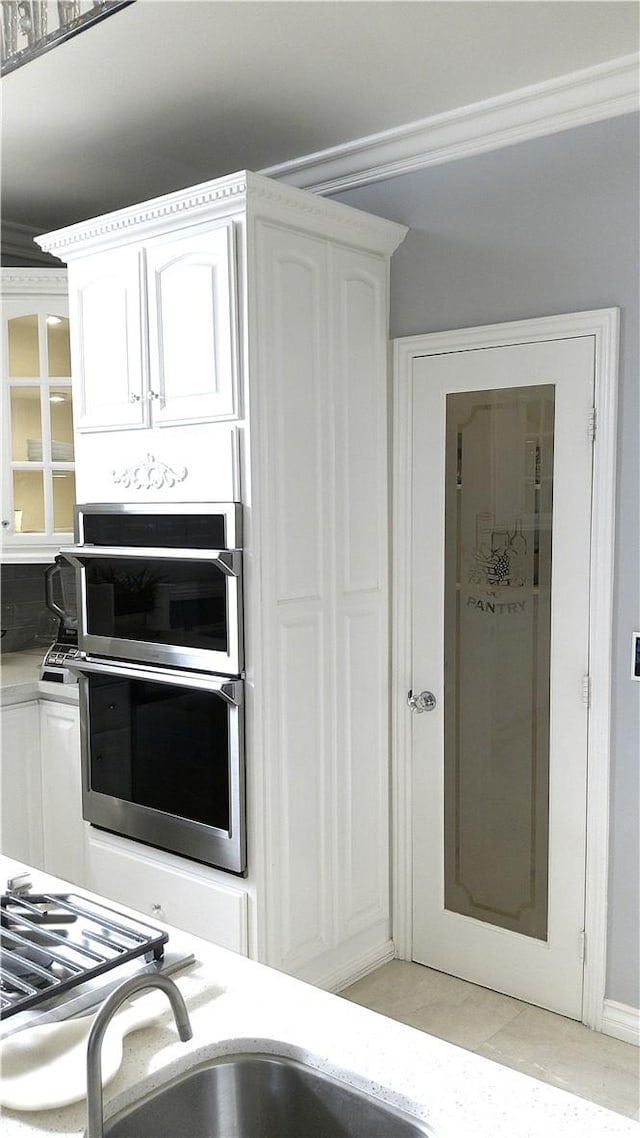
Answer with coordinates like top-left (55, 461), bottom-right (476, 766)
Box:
top-left (399, 328), bottom-right (596, 1019)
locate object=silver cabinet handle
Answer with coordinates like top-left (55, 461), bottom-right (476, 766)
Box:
top-left (408, 689), bottom-right (437, 713)
top-left (147, 390), bottom-right (161, 401)
top-left (129, 393), bottom-right (141, 403)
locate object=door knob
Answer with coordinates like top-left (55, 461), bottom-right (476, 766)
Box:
top-left (407, 689), bottom-right (437, 713)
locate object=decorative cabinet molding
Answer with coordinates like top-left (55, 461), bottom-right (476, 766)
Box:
top-left (37, 172), bottom-right (407, 988)
top-left (110, 453), bottom-right (188, 491)
top-left (72, 421), bottom-right (239, 503)
top-left (36, 171), bottom-right (404, 261)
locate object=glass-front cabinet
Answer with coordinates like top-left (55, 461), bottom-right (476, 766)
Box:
top-left (2, 270), bottom-right (75, 561)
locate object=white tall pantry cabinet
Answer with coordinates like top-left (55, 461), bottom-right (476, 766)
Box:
top-left (37, 172), bottom-right (407, 990)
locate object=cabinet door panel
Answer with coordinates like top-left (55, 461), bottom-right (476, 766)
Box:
top-left (331, 251), bottom-right (390, 944)
top-left (70, 250), bottom-right (146, 431)
top-left (146, 224), bottom-right (238, 426)
top-left (40, 701), bottom-right (86, 885)
top-left (0, 702), bottom-right (43, 866)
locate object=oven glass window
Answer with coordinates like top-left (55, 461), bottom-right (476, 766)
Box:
top-left (88, 676), bottom-right (231, 831)
top-left (84, 556), bottom-right (228, 651)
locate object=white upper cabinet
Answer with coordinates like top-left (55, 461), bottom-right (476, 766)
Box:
top-left (146, 223), bottom-right (238, 426)
top-left (70, 223), bottom-right (237, 432)
top-left (1, 269), bottom-right (75, 561)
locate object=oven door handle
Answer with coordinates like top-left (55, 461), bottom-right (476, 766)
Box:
top-left (68, 657), bottom-right (243, 706)
top-left (58, 546), bottom-right (242, 576)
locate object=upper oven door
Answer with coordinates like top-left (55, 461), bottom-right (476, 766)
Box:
top-left (62, 504), bottom-right (243, 675)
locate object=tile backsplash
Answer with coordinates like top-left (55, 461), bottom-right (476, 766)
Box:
top-left (1, 564), bottom-right (59, 653)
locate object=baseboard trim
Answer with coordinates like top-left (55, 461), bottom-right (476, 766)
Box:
top-left (601, 999), bottom-right (640, 1046)
top-left (315, 940), bottom-right (396, 995)
top-left (262, 53), bottom-right (639, 195)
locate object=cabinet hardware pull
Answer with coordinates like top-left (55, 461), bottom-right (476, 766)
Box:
top-left (129, 393), bottom-right (141, 403)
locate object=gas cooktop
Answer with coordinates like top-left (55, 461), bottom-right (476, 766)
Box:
top-left (0, 883), bottom-right (194, 1040)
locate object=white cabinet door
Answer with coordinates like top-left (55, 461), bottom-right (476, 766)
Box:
top-left (0, 701), bottom-right (43, 866)
top-left (86, 830), bottom-right (248, 954)
top-left (1, 272), bottom-right (75, 561)
top-left (146, 223), bottom-right (238, 426)
top-left (40, 701), bottom-right (86, 885)
top-left (406, 335), bottom-right (593, 1018)
top-left (251, 223), bottom-right (394, 985)
top-left (330, 249), bottom-right (390, 953)
top-left (70, 248), bottom-right (146, 432)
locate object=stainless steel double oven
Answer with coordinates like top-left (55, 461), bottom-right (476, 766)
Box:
top-left (62, 502), bottom-right (245, 875)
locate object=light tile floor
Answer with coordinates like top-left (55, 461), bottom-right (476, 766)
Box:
top-left (340, 961), bottom-right (640, 1120)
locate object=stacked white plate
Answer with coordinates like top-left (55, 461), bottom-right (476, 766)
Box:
top-left (52, 440), bottom-right (74, 461)
top-left (26, 439), bottom-right (73, 461)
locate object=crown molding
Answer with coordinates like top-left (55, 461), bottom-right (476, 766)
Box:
top-left (1, 266), bottom-right (68, 293)
top-left (11, 54), bottom-right (636, 259)
top-left (245, 171), bottom-right (407, 253)
top-left (1, 220), bottom-right (61, 265)
top-left (35, 173), bottom-right (250, 260)
top-left (35, 170), bottom-right (406, 261)
top-left (261, 53), bottom-right (640, 195)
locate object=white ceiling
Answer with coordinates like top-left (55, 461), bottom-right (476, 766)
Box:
top-left (2, 0), bottom-right (639, 240)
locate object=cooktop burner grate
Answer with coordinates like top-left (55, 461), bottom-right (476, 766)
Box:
top-left (0, 892), bottom-right (168, 1019)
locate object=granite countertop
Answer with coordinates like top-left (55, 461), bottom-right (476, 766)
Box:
top-left (0, 649), bottom-right (79, 706)
top-left (0, 857), bottom-right (637, 1138)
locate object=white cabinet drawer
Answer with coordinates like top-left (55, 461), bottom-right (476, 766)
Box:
top-left (86, 830), bottom-right (248, 955)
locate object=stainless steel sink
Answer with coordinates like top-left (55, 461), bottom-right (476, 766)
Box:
top-left (103, 1052), bottom-right (430, 1137)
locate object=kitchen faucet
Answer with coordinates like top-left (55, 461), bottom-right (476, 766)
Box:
top-left (86, 972), bottom-right (193, 1138)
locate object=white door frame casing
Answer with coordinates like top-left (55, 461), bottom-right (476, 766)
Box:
top-left (392, 309), bottom-right (619, 1030)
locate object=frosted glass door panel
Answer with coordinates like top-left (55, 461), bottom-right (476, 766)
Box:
top-left (52, 472), bottom-right (76, 532)
top-left (443, 385), bottom-right (555, 940)
top-left (49, 388), bottom-right (74, 460)
top-left (13, 470), bottom-right (45, 533)
top-left (10, 387), bottom-right (42, 461)
top-left (46, 315), bottom-right (71, 377)
top-left (8, 315), bottom-right (39, 376)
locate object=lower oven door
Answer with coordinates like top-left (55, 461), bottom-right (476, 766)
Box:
top-left (71, 658), bottom-right (245, 875)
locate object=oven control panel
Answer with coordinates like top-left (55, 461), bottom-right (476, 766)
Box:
top-left (41, 643), bottom-right (80, 684)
